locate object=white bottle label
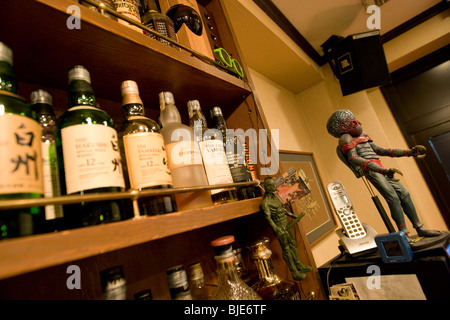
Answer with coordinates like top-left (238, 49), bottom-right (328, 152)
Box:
top-left (123, 132), bottom-right (173, 189)
top-left (61, 124), bottom-right (125, 194)
top-left (0, 114), bottom-right (44, 194)
top-left (165, 140), bottom-right (202, 169)
top-left (199, 140), bottom-right (234, 195)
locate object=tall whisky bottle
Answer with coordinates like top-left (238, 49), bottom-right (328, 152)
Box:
top-left (56, 65), bottom-right (126, 229)
top-left (248, 237), bottom-right (301, 300)
top-left (187, 100), bottom-right (236, 205)
top-left (159, 91), bottom-right (212, 211)
top-left (141, 0), bottom-right (178, 49)
top-left (211, 106), bottom-right (261, 199)
top-left (118, 80), bottom-right (176, 216)
top-left (210, 235), bottom-right (261, 300)
top-left (30, 89), bottom-right (64, 232)
top-left (0, 42), bottom-right (44, 239)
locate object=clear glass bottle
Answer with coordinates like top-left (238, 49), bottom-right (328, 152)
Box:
top-left (0, 42), bottom-right (44, 239)
top-left (159, 91), bottom-right (212, 211)
top-left (248, 237), bottom-right (301, 300)
top-left (187, 100), bottom-right (237, 205)
top-left (114, 0), bottom-right (143, 33)
top-left (233, 247), bottom-right (259, 289)
top-left (210, 106), bottom-right (261, 200)
top-left (118, 80), bottom-right (176, 216)
top-left (100, 266), bottom-right (127, 300)
top-left (166, 265), bottom-right (192, 300)
top-left (210, 235), bottom-right (262, 300)
top-left (188, 262), bottom-right (210, 300)
top-left (56, 65), bottom-right (126, 229)
top-left (141, 0), bottom-right (179, 49)
top-left (30, 89), bottom-right (64, 232)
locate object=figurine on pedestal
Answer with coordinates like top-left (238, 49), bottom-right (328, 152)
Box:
top-left (326, 109), bottom-right (441, 239)
top-left (260, 177), bottom-right (312, 280)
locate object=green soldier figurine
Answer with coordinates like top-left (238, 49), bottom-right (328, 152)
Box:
top-left (261, 177), bottom-right (312, 280)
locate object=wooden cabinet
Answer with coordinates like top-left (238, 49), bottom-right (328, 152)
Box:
top-left (0, 0), bottom-right (326, 300)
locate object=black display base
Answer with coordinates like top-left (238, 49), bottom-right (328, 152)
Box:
top-left (410, 230), bottom-right (450, 251)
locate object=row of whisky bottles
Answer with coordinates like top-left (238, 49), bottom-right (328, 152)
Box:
top-left (0, 42), bottom-right (260, 239)
top-left (101, 235), bottom-right (301, 300)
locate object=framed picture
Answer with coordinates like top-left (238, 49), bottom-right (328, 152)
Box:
top-left (278, 151), bottom-right (336, 245)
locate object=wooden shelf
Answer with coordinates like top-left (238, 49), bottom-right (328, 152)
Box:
top-left (0, 197), bottom-right (262, 280)
top-left (0, 0), bottom-right (251, 118)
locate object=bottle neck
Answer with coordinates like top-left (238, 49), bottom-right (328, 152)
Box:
top-left (160, 103), bottom-right (181, 126)
top-left (67, 79), bottom-right (96, 108)
top-left (253, 257), bottom-right (281, 285)
top-left (0, 60), bottom-right (17, 93)
top-left (215, 255), bottom-right (242, 281)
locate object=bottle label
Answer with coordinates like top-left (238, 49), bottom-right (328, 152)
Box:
top-left (225, 138), bottom-right (252, 183)
top-left (61, 124), bottom-right (125, 194)
top-left (199, 140), bottom-right (234, 195)
top-left (115, 0), bottom-right (142, 32)
top-left (41, 141), bottom-right (63, 220)
top-left (165, 140), bottom-right (202, 169)
top-left (0, 114), bottom-right (44, 195)
top-left (123, 132), bottom-right (173, 189)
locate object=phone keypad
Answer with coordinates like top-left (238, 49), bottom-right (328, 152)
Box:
top-left (337, 205), bottom-right (366, 239)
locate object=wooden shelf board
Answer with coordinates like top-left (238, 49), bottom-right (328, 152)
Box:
top-left (0, 197), bottom-right (262, 280)
top-left (0, 0), bottom-right (250, 118)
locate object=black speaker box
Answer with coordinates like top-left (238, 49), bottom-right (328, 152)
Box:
top-left (331, 30), bottom-right (391, 96)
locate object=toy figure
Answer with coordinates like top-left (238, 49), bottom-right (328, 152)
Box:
top-left (261, 177), bottom-right (312, 280)
top-left (326, 109), bottom-right (441, 238)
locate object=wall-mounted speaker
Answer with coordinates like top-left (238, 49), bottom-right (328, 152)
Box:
top-left (327, 30), bottom-right (391, 96)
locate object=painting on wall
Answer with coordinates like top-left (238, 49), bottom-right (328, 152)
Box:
top-left (278, 151), bottom-right (337, 245)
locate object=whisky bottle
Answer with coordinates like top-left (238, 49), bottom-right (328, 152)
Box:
top-left (248, 237), bottom-right (301, 300)
top-left (30, 89), bottom-right (64, 232)
top-left (211, 106), bottom-right (261, 199)
top-left (159, 91), bottom-right (212, 211)
top-left (100, 266), bottom-right (127, 300)
top-left (118, 80), bottom-right (176, 216)
top-left (56, 65), bottom-right (126, 229)
top-left (114, 0), bottom-right (143, 33)
top-left (210, 235), bottom-right (262, 300)
top-left (166, 265), bottom-right (192, 300)
top-left (188, 262), bottom-right (210, 300)
top-left (0, 42), bottom-right (44, 239)
top-left (188, 100), bottom-right (237, 205)
top-left (141, 0), bottom-right (179, 49)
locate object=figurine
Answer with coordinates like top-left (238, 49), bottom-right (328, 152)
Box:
top-left (326, 109), bottom-right (441, 238)
top-left (260, 177), bottom-right (312, 280)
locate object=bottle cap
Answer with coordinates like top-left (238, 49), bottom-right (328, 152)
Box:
top-left (30, 89), bottom-right (53, 105)
top-left (210, 106), bottom-right (223, 117)
top-left (211, 235), bottom-right (235, 257)
top-left (166, 265), bottom-right (188, 288)
top-left (188, 262), bottom-right (204, 281)
top-left (0, 42), bottom-right (13, 66)
top-left (159, 91), bottom-right (175, 109)
top-left (68, 65), bottom-right (91, 83)
top-left (121, 80), bottom-right (140, 95)
top-left (187, 100), bottom-right (201, 110)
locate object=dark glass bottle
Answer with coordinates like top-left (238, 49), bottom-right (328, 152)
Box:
top-left (0, 42), bottom-right (44, 239)
top-left (30, 89), bottom-right (64, 232)
top-left (56, 65), bottom-right (126, 229)
top-left (100, 266), bottom-right (127, 300)
top-left (248, 237), bottom-right (301, 300)
top-left (118, 80), bottom-right (176, 216)
top-left (166, 265), bottom-right (192, 300)
top-left (187, 100), bottom-right (237, 205)
top-left (141, 0), bottom-right (179, 49)
top-left (210, 106), bottom-right (261, 199)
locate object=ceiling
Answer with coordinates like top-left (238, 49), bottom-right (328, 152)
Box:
top-left (257, 0), bottom-right (444, 64)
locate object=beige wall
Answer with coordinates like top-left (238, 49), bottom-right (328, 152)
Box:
top-left (227, 3), bottom-right (449, 267)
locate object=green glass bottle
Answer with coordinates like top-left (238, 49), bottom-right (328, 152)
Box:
top-left (118, 80), bottom-right (177, 216)
top-left (30, 89), bottom-right (64, 232)
top-left (0, 42), bottom-right (44, 239)
top-left (56, 65), bottom-right (126, 229)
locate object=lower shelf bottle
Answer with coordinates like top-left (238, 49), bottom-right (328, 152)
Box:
top-left (210, 235), bottom-right (262, 300)
top-left (188, 262), bottom-right (210, 300)
top-left (100, 266), bottom-right (127, 300)
top-left (248, 237), bottom-right (302, 300)
top-left (166, 265), bottom-right (193, 300)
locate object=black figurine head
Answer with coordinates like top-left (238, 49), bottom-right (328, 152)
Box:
top-left (166, 4), bottom-right (203, 36)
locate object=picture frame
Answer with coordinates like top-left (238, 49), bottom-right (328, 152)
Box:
top-left (278, 151), bottom-right (337, 245)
